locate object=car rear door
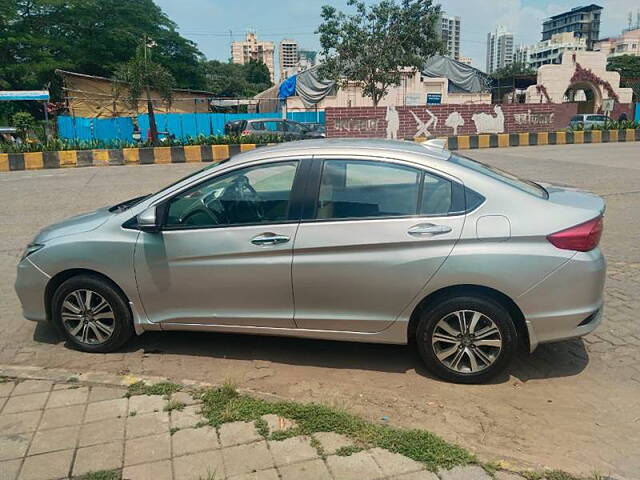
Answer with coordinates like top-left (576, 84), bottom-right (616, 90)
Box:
top-left (291, 156), bottom-right (466, 333)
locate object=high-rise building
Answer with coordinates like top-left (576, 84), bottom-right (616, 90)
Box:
top-left (440, 14), bottom-right (461, 61)
top-left (595, 28), bottom-right (640, 57)
top-left (542, 4), bottom-right (602, 51)
top-left (516, 32), bottom-right (587, 70)
top-left (486, 25), bottom-right (514, 74)
top-left (231, 32), bottom-right (275, 82)
top-left (279, 40), bottom-right (299, 80)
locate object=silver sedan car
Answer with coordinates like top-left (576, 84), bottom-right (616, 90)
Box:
top-left (15, 139), bottom-right (606, 383)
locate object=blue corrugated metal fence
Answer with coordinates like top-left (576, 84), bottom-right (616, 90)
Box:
top-left (57, 111), bottom-right (326, 142)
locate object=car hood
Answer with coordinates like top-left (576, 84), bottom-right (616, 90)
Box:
top-left (33, 207), bottom-right (112, 243)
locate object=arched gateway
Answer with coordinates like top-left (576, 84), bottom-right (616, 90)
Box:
top-left (525, 52), bottom-right (633, 113)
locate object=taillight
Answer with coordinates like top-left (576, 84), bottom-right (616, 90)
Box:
top-left (547, 216), bottom-right (603, 252)
top-left (241, 130), bottom-right (251, 136)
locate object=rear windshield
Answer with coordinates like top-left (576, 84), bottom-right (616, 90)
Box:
top-left (450, 154), bottom-right (548, 199)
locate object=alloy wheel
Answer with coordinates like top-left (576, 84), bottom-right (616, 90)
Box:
top-left (431, 310), bottom-right (502, 374)
top-left (61, 289), bottom-right (115, 345)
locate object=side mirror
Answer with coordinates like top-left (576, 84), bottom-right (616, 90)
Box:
top-left (137, 206), bottom-right (161, 233)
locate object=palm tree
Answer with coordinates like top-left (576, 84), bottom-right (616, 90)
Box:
top-left (114, 37), bottom-right (174, 144)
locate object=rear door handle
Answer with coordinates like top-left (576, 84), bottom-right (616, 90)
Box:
top-left (251, 233), bottom-right (290, 246)
top-left (408, 223), bottom-right (452, 236)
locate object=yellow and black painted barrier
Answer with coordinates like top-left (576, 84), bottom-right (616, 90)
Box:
top-left (1, 130), bottom-right (638, 172)
top-left (0, 143), bottom-right (272, 173)
top-left (447, 128), bottom-right (640, 150)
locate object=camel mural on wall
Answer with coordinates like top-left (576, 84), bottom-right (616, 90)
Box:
top-left (471, 105), bottom-right (505, 134)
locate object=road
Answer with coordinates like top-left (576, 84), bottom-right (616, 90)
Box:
top-left (1, 143), bottom-right (639, 478)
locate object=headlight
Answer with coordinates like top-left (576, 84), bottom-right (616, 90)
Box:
top-left (21, 243), bottom-right (45, 261)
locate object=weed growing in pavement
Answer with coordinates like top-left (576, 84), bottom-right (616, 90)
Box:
top-left (163, 399), bottom-right (186, 412)
top-left (334, 445), bottom-right (364, 456)
top-left (197, 383), bottom-right (474, 471)
top-left (129, 411), bottom-right (137, 417)
top-left (254, 417), bottom-right (269, 438)
top-left (169, 427), bottom-right (180, 436)
top-left (78, 470), bottom-right (121, 480)
top-left (125, 381), bottom-right (182, 397)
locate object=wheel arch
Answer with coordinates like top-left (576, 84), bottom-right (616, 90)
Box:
top-left (407, 284), bottom-right (529, 350)
top-left (44, 268), bottom-right (132, 322)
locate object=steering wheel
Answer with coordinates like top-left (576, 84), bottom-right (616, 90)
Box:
top-left (229, 175), bottom-right (264, 220)
top-left (178, 194), bottom-right (224, 226)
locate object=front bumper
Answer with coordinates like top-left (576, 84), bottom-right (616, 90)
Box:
top-left (15, 258), bottom-right (50, 322)
top-left (517, 249), bottom-right (606, 351)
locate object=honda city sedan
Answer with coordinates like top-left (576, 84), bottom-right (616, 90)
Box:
top-left (15, 139), bottom-right (606, 383)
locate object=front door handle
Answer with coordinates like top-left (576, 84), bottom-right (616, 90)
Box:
top-left (251, 233), bottom-right (290, 246)
top-left (408, 223), bottom-right (452, 236)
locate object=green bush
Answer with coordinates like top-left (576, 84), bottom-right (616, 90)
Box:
top-left (0, 133), bottom-right (287, 153)
top-left (10, 111), bottom-right (36, 139)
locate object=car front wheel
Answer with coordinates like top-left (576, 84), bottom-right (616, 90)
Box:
top-left (416, 295), bottom-right (517, 383)
top-left (52, 274), bottom-right (134, 353)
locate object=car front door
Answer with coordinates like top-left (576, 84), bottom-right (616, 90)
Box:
top-left (292, 157), bottom-right (465, 333)
top-left (134, 159), bottom-right (308, 328)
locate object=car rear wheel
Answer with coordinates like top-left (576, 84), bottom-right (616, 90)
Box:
top-left (415, 295), bottom-right (517, 384)
top-left (52, 275), bottom-right (133, 353)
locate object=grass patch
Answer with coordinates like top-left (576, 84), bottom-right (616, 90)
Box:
top-left (334, 445), bottom-right (364, 456)
top-left (77, 470), bottom-right (121, 480)
top-left (254, 418), bottom-right (269, 438)
top-left (163, 399), bottom-right (186, 412)
top-left (169, 427), bottom-right (180, 436)
top-left (129, 411), bottom-right (137, 417)
top-left (198, 384), bottom-right (474, 471)
top-left (126, 381), bottom-right (182, 397)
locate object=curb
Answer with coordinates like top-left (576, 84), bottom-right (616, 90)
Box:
top-left (1, 129), bottom-right (638, 172)
top-left (446, 128), bottom-right (640, 150)
top-left (0, 143), bottom-right (272, 173)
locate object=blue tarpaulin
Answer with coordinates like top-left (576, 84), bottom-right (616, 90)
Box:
top-left (0, 90), bottom-right (50, 101)
top-left (278, 76), bottom-right (297, 99)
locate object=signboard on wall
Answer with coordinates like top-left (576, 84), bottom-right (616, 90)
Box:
top-left (426, 93), bottom-right (442, 105)
top-left (602, 98), bottom-right (614, 114)
top-left (405, 93), bottom-right (422, 106)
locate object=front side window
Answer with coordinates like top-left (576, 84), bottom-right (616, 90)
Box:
top-left (165, 161), bottom-right (298, 228)
top-left (315, 160), bottom-right (453, 220)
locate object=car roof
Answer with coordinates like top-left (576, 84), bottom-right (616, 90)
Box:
top-left (248, 118), bottom-right (287, 123)
top-left (228, 138), bottom-right (451, 164)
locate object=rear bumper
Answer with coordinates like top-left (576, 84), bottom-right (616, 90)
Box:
top-left (517, 249), bottom-right (606, 351)
top-left (15, 258), bottom-right (49, 322)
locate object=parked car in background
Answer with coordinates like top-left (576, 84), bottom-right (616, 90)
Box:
top-left (224, 118), bottom-right (318, 140)
top-left (569, 114), bottom-right (611, 130)
top-left (0, 126), bottom-right (20, 144)
top-left (300, 123), bottom-right (326, 138)
top-left (15, 139), bottom-right (606, 383)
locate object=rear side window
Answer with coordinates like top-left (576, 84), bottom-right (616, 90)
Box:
top-left (249, 122), bottom-right (265, 131)
top-left (315, 160), bottom-right (455, 220)
top-left (263, 121), bottom-right (283, 132)
top-left (450, 154), bottom-right (548, 199)
top-left (571, 115), bottom-right (582, 122)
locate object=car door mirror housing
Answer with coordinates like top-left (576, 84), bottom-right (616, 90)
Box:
top-left (137, 206), bottom-right (161, 233)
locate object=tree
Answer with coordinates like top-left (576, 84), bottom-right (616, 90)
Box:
top-left (317, 0), bottom-right (444, 106)
top-left (114, 39), bottom-right (175, 144)
top-left (490, 62), bottom-right (535, 79)
top-left (202, 60), bottom-right (273, 98)
top-left (11, 112), bottom-right (35, 140)
top-left (0, 0), bottom-right (205, 106)
top-left (244, 60), bottom-right (272, 87)
top-left (607, 55), bottom-right (640, 78)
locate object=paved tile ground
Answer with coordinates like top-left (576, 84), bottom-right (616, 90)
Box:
top-left (0, 377), bottom-right (527, 480)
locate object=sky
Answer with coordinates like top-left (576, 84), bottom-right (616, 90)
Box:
top-left (156, 0), bottom-right (640, 77)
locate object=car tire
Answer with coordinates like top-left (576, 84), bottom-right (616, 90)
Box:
top-left (52, 274), bottom-right (134, 353)
top-left (415, 295), bottom-right (517, 384)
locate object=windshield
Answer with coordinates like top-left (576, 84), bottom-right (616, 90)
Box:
top-left (450, 154), bottom-right (548, 199)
